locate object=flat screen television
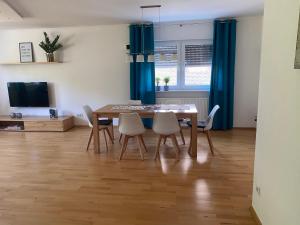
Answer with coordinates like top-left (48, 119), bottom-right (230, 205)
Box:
top-left (7, 82), bottom-right (50, 107)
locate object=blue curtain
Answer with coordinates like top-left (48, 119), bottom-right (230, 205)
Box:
top-left (130, 24), bottom-right (156, 128)
top-left (209, 19), bottom-right (237, 130)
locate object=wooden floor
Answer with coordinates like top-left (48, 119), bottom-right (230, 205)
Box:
top-left (0, 127), bottom-right (256, 225)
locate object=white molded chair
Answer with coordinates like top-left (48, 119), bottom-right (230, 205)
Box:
top-left (118, 113), bottom-right (147, 160)
top-left (83, 105), bottom-right (114, 152)
top-left (153, 112), bottom-right (181, 161)
top-left (187, 105), bottom-right (220, 155)
top-left (119, 100), bottom-right (143, 143)
top-left (128, 100), bottom-right (142, 105)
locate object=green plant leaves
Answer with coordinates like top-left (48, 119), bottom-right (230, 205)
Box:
top-left (39, 32), bottom-right (63, 53)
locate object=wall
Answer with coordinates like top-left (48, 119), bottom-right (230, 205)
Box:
top-left (234, 16), bottom-right (262, 127)
top-left (154, 16), bottom-right (263, 128)
top-left (0, 25), bottom-right (130, 125)
top-left (252, 0), bottom-right (300, 224)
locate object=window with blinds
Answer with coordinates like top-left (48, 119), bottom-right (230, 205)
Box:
top-left (184, 43), bottom-right (213, 86)
top-left (155, 43), bottom-right (178, 86)
top-left (154, 40), bottom-right (213, 90)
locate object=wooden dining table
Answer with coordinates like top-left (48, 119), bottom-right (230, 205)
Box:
top-left (92, 104), bottom-right (198, 158)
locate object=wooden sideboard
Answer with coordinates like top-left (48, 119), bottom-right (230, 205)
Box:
top-left (0, 116), bottom-right (74, 132)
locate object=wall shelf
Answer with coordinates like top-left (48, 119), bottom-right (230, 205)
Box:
top-left (0, 62), bottom-right (62, 65)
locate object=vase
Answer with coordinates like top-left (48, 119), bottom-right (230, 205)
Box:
top-left (156, 86), bottom-right (161, 92)
top-left (46, 53), bottom-right (55, 62)
top-left (164, 85), bottom-right (169, 91)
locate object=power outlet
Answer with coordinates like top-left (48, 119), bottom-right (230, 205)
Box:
top-left (77, 113), bottom-right (84, 118)
top-left (256, 186), bottom-right (261, 195)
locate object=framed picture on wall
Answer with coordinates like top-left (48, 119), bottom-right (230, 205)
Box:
top-left (19, 42), bottom-right (33, 63)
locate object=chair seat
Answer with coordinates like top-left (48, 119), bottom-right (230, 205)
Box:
top-left (187, 120), bottom-right (207, 129)
top-left (98, 119), bottom-right (113, 126)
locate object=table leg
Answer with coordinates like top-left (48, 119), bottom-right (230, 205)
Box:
top-left (190, 114), bottom-right (197, 158)
top-left (92, 113), bottom-right (100, 153)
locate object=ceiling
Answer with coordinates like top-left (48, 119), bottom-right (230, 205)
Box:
top-left (0, 0), bottom-right (264, 28)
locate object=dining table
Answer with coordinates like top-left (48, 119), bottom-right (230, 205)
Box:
top-left (92, 104), bottom-right (198, 158)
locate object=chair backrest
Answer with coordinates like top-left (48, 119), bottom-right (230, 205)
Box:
top-left (83, 105), bottom-right (93, 128)
top-left (153, 112), bottom-right (180, 135)
top-left (205, 105), bottom-right (220, 130)
top-left (128, 100), bottom-right (142, 105)
top-left (119, 112), bottom-right (145, 136)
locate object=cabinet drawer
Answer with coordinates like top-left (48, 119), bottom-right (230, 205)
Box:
top-left (24, 121), bottom-right (64, 131)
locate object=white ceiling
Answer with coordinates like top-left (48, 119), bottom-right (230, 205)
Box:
top-left (0, 0), bottom-right (264, 28)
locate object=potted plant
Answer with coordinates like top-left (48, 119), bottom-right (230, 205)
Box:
top-left (39, 32), bottom-right (63, 62)
top-left (156, 77), bottom-right (161, 91)
top-left (164, 76), bottom-right (170, 91)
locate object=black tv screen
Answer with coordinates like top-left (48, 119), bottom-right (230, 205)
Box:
top-left (7, 82), bottom-right (50, 107)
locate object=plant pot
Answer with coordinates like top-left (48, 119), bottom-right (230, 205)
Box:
top-left (164, 85), bottom-right (169, 91)
top-left (46, 53), bottom-right (55, 62)
top-left (156, 86), bottom-right (161, 92)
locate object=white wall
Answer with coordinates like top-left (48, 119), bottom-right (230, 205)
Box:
top-left (155, 17), bottom-right (263, 128)
top-left (252, 0), bottom-right (300, 224)
top-left (234, 16), bottom-right (263, 127)
top-left (0, 25), bottom-right (130, 125)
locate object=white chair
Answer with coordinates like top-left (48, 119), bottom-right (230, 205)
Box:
top-left (118, 113), bottom-right (147, 160)
top-left (187, 105), bottom-right (220, 155)
top-left (153, 112), bottom-right (181, 161)
top-left (128, 100), bottom-right (142, 105)
top-left (83, 105), bottom-right (114, 152)
top-left (118, 100), bottom-right (142, 143)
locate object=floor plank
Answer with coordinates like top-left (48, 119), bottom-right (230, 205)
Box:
top-left (0, 127), bottom-right (256, 225)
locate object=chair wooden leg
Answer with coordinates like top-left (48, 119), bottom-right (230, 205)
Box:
top-left (179, 128), bottom-right (185, 145)
top-left (119, 134), bottom-right (123, 143)
top-left (205, 130), bottom-right (215, 155)
top-left (136, 136), bottom-right (144, 161)
top-left (86, 129), bottom-right (93, 151)
top-left (163, 136), bottom-right (167, 144)
top-left (111, 124), bottom-right (114, 140)
top-left (171, 134), bottom-right (180, 161)
top-left (139, 135), bottom-right (148, 152)
top-left (103, 129), bottom-right (109, 152)
top-left (119, 135), bottom-right (129, 160)
top-left (106, 128), bottom-right (114, 144)
top-left (155, 135), bottom-right (163, 160)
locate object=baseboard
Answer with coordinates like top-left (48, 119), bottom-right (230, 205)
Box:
top-left (249, 206), bottom-right (262, 225)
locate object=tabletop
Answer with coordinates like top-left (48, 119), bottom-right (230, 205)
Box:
top-left (94, 104), bottom-right (198, 115)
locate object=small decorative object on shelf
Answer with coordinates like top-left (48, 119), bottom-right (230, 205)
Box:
top-left (39, 32), bottom-right (63, 62)
top-left (164, 76), bottom-right (170, 91)
top-left (49, 109), bottom-right (58, 119)
top-left (15, 113), bottom-right (23, 119)
top-left (10, 112), bottom-right (23, 119)
top-left (156, 77), bottom-right (161, 91)
top-left (19, 42), bottom-right (33, 63)
top-left (9, 113), bottom-right (16, 119)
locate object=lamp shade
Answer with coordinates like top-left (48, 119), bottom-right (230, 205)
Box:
top-left (147, 54), bottom-right (155, 62)
top-left (126, 54), bottom-right (134, 63)
top-left (136, 54), bottom-right (145, 62)
top-left (159, 53), bottom-right (167, 61)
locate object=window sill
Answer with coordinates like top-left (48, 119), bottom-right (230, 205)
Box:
top-left (156, 90), bottom-right (209, 93)
top-left (156, 90), bottom-right (209, 98)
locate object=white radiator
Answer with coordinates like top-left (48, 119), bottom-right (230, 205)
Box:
top-left (156, 98), bottom-right (209, 121)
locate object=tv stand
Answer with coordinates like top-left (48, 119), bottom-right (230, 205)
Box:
top-left (0, 116), bottom-right (74, 132)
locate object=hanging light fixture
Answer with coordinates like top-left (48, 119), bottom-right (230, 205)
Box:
top-left (126, 5), bottom-right (162, 63)
top-left (147, 5), bottom-right (161, 63)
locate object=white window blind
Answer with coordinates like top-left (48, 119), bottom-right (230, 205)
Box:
top-left (185, 44), bottom-right (213, 66)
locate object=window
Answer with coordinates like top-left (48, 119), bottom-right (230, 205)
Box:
top-left (155, 40), bottom-right (213, 90)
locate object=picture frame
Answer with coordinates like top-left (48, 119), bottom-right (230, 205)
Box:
top-left (19, 42), bottom-right (33, 63)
